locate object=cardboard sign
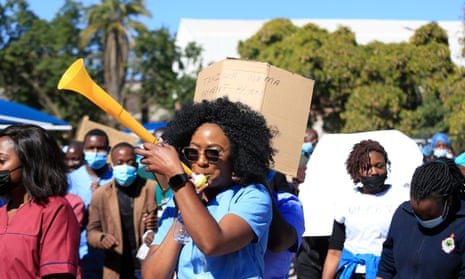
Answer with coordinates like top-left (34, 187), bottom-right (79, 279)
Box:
top-left (74, 116), bottom-right (138, 147)
top-left (194, 58), bottom-right (314, 178)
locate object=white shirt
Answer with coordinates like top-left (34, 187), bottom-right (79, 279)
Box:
top-left (334, 184), bottom-right (409, 256)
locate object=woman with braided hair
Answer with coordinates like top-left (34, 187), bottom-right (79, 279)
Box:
top-left (322, 139), bottom-right (409, 279)
top-left (377, 159), bottom-right (465, 278)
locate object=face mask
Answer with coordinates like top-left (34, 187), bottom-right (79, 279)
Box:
top-left (416, 201), bottom-right (449, 229)
top-left (302, 142), bottom-right (314, 155)
top-left (85, 151), bottom-right (108, 170)
top-left (433, 148), bottom-right (448, 158)
top-left (360, 173), bottom-right (387, 193)
top-left (113, 164), bottom-right (137, 187)
top-left (0, 166), bottom-right (22, 195)
top-left (136, 154), bottom-right (155, 180)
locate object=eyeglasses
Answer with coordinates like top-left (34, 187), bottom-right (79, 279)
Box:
top-left (182, 147), bottom-right (221, 163)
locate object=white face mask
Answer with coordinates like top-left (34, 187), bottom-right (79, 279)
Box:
top-left (433, 148), bottom-right (448, 158)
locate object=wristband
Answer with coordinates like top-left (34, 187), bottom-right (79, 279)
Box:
top-left (168, 173), bottom-right (189, 191)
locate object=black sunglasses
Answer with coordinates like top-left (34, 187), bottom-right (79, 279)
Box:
top-left (182, 147), bottom-right (221, 163)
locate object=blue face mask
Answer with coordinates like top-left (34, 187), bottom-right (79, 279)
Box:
top-left (85, 151), bottom-right (108, 170)
top-left (302, 142), bottom-right (314, 155)
top-left (113, 164), bottom-right (137, 187)
top-left (416, 201), bottom-right (449, 229)
top-left (136, 154), bottom-right (155, 180)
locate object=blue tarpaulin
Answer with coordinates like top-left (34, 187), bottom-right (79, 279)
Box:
top-left (0, 99), bottom-right (72, 130)
top-left (123, 121), bottom-right (167, 134)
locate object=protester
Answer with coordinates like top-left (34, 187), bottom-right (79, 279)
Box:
top-left (135, 126), bottom-right (172, 253)
top-left (87, 142), bottom-right (157, 279)
top-left (138, 97), bottom-right (274, 278)
top-left (377, 159), bottom-right (465, 278)
top-left (151, 127), bottom-right (173, 216)
top-left (68, 128), bottom-right (113, 207)
top-left (136, 126), bottom-right (173, 216)
top-left (268, 169), bottom-right (295, 194)
top-left (68, 128), bottom-right (114, 279)
top-left (291, 128), bottom-right (319, 195)
top-left (64, 140), bottom-right (85, 173)
top-left (295, 128), bottom-right (329, 279)
top-left (63, 140), bottom-right (86, 228)
top-left (302, 128), bottom-right (319, 159)
top-left (430, 132), bottom-right (454, 160)
top-left (265, 170), bottom-right (305, 279)
top-left (0, 124), bottom-right (80, 278)
top-left (321, 139), bottom-right (408, 279)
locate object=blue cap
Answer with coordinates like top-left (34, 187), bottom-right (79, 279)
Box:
top-left (431, 132), bottom-right (450, 149)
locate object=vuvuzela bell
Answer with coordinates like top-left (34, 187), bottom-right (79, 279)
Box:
top-left (57, 58), bottom-right (207, 187)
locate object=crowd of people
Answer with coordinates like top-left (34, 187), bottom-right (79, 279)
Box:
top-left (1, 96), bottom-right (465, 278)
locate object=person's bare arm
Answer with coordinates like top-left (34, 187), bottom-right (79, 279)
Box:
top-left (322, 249), bottom-right (342, 279)
top-left (142, 224), bottom-right (182, 279)
top-left (171, 181), bottom-right (256, 255)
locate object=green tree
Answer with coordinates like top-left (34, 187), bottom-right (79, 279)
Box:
top-left (443, 71), bottom-right (465, 152)
top-left (132, 28), bottom-right (177, 123)
top-left (131, 28), bottom-right (203, 123)
top-left (0, 0), bottom-right (204, 134)
top-left (174, 41), bottom-right (204, 106)
top-left (238, 19), bottom-right (366, 131)
top-left (237, 19), bottom-right (459, 135)
top-left (342, 84), bottom-right (406, 132)
top-left (238, 18), bottom-right (298, 61)
top-left (0, 0), bottom-right (101, 129)
top-left (79, 0), bottom-right (151, 111)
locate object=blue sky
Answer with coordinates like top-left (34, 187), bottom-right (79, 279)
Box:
top-left (30, 0), bottom-right (464, 33)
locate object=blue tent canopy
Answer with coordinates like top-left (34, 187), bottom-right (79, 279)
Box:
top-left (123, 121), bottom-right (167, 134)
top-left (0, 99), bottom-right (72, 131)
top-left (138, 121), bottom-right (167, 133)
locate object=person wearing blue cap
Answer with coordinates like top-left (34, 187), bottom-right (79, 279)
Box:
top-left (378, 159), bottom-right (465, 278)
top-left (430, 132), bottom-right (454, 160)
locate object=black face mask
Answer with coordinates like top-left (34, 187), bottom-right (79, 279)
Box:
top-left (360, 173), bottom-right (388, 193)
top-left (0, 166), bottom-right (21, 195)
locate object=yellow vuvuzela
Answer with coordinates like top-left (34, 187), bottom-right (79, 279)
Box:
top-left (58, 58), bottom-right (206, 187)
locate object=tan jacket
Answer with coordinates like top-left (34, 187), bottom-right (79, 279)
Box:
top-left (87, 177), bottom-right (157, 279)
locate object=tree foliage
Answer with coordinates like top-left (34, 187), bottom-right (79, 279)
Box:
top-left (1, 2), bottom-right (464, 150)
top-left (0, 0), bottom-right (203, 139)
top-left (79, 0), bottom-right (151, 126)
top-left (238, 19), bottom-right (463, 142)
top-left (131, 27), bottom-right (202, 122)
top-left (0, 0), bottom-right (102, 128)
